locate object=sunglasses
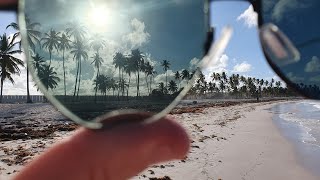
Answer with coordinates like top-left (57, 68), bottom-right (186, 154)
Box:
top-left (2, 0), bottom-right (319, 129)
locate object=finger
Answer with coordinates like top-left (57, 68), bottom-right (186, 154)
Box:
top-left (0, 0), bottom-right (17, 6)
top-left (13, 113), bottom-right (190, 180)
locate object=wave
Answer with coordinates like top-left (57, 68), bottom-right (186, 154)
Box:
top-left (279, 113), bottom-right (319, 147)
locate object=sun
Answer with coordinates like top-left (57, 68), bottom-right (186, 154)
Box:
top-left (88, 7), bottom-right (110, 30)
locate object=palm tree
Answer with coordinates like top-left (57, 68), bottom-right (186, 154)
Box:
top-left (158, 82), bottom-right (166, 95)
top-left (41, 29), bottom-right (60, 65)
top-left (38, 64), bottom-right (60, 90)
top-left (130, 49), bottom-right (144, 97)
top-left (58, 33), bottom-right (71, 99)
top-left (70, 40), bottom-right (88, 99)
top-left (7, 17), bottom-right (41, 103)
top-left (6, 17), bottom-right (41, 51)
top-left (175, 71), bottom-right (181, 89)
top-left (91, 53), bottom-right (103, 102)
top-left (161, 60), bottom-right (170, 90)
top-left (0, 34), bottom-right (24, 103)
top-left (181, 69), bottom-right (190, 84)
top-left (89, 34), bottom-right (106, 53)
top-left (113, 52), bottom-right (126, 98)
top-left (168, 80), bottom-right (178, 94)
top-left (66, 21), bottom-right (87, 42)
top-left (32, 53), bottom-right (45, 75)
top-left (94, 74), bottom-right (110, 99)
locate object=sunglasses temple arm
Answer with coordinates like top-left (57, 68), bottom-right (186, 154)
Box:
top-left (200, 26), bottom-right (233, 69)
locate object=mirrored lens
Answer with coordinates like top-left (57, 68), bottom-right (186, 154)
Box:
top-left (20, 0), bottom-right (207, 126)
top-left (261, 0), bottom-right (320, 99)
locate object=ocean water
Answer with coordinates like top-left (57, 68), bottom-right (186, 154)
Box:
top-left (272, 100), bottom-right (320, 177)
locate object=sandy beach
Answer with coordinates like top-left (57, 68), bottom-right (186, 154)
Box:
top-left (0, 100), bottom-right (318, 180)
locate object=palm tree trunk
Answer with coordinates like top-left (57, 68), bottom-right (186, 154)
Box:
top-left (77, 57), bottom-right (82, 99)
top-left (49, 51), bottom-right (52, 66)
top-left (165, 70), bottom-right (168, 93)
top-left (118, 68), bottom-right (120, 100)
top-left (0, 79), bottom-right (3, 103)
top-left (26, 64), bottom-right (32, 103)
top-left (122, 69), bottom-right (125, 98)
top-left (94, 68), bottom-right (99, 103)
top-left (63, 50), bottom-right (67, 102)
top-left (127, 75), bottom-right (131, 101)
top-left (145, 74), bottom-right (149, 94)
top-left (137, 72), bottom-right (140, 97)
top-left (73, 58), bottom-right (79, 99)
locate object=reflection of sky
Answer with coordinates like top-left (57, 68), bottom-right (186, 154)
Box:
top-left (262, 0), bottom-right (320, 87)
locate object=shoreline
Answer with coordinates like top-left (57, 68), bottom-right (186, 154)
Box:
top-left (271, 102), bottom-right (320, 178)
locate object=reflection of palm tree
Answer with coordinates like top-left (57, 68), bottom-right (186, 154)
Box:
top-left (41, 29), bottom-right (60, 65)
top-left (0, 34), bottom-right (24, 103)
top-left (91, 53), bottom-right (103, 101)
top-left (161, 60), bottom-right (170, 90)
top-left (168, 80), bottom-right (178, 94)
top-left (38, 64), bottom-right (60, 90)
top-left (58, 33), bottom-right (71, 99)
top-left (70, 40), bottom-right (88, 99)
top-left (7, 17), bottom-right (41, 103)
top-left (32, 53), bottom-right (45, 75)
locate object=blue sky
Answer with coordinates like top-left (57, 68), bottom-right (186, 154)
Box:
top-left (209, 1), bottom-right (279, 80)
top-left (0, 1), bottom-right (283, 95)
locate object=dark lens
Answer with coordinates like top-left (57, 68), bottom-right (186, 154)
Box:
top-left (261, 0), bottom-right (320, 99)
top-left (21, 0), bottom-right (207, 126)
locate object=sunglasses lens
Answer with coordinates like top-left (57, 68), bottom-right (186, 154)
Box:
top-left (20, 0), bottom-right (207, 127)
top-left (261, 0), bottom-right (320, 99)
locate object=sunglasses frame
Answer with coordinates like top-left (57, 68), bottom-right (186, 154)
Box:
top-left (0, 0), bottom-right (311, 122)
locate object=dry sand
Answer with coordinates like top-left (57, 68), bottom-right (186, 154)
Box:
top-left (0, 101), bottom-right (317, 180)
top-left (133, 101), bottom-right (318, 180)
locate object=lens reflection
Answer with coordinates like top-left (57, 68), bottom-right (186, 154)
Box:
top-left (22, 0), bottom-right (207, 121)
top-left (261, 0), bottom-right (320, 99)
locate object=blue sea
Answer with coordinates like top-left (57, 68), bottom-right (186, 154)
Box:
top-left (272, 100), bottom-right (320, 177)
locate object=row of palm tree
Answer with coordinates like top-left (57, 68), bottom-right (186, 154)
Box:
top-left (0, 16), bottom-right (298, 103)
top-left (186, 71), bottom-right (296, 99)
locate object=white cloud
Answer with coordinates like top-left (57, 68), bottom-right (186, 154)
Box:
top-left (189, 57), bottom-right (200, 70)
top-left (122, 18), bottom-right (150, 49)
top-left (232, 61), bottom-right (252, 73)
top-left (237, 5), bottom-right (258, 28)
top-left (202, 54), bottom-right (229, 81)
top-left (305, 56), bottom-right (320, 73)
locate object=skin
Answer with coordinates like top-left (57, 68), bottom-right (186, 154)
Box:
top-left (13, 114), bottom-right (190, 180)
top-left (0, 1), bottom-right (190, 179)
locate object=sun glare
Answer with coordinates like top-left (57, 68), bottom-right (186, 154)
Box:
top-left (88, 7), bottom-right (110, 30)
